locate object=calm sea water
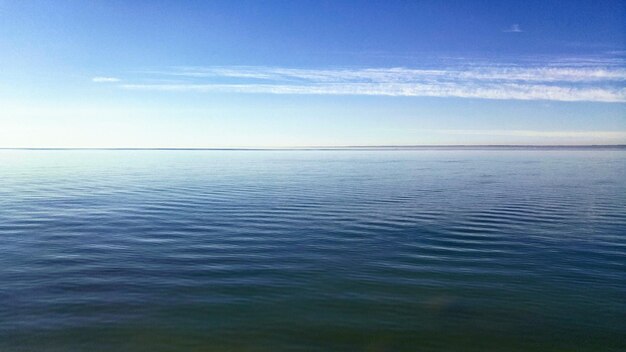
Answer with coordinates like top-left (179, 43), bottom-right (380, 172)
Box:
top-left (1, 149), bottom-right (625, 351)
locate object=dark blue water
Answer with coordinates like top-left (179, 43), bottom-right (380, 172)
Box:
top-left (1, 149), bottom-right (625, 351)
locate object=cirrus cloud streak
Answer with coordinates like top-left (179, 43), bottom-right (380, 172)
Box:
top-left (115, 58), bottom-right (626, 102)
top-left (122, 82), bottom-right (626, 102)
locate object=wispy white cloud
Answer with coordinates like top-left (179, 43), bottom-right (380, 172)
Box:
top-left (92, 76), bottom-right (121, 83)
top-left (109, 56), bottom-right (626, 102)
top-left (165, 65), bottom-right (626, 83)
top-left (504, 24), bottom-right (523, 33)
top-left (121, 82), bottom-right (626, 102)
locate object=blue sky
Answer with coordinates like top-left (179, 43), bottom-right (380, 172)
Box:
top-left (1, 0), bottom-right (625, 147)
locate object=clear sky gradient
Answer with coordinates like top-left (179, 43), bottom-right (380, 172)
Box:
top-left (1, 0), bottom-right (625, 147)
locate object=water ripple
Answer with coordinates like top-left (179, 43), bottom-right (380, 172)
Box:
top-left (0, 150), bottom-right (625, 351)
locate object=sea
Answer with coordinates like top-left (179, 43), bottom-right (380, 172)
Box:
top-left (1, 148), bottom-right (624, 351)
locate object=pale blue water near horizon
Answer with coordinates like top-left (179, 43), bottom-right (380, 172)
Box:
top-left (1, 148), bottom-right (625, 351)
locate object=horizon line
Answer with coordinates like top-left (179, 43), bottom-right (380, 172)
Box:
top-left (2, 144), bottom-right (625, 151)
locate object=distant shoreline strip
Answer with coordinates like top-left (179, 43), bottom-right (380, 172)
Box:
top-left (2, 145), bottom-right (625, 151)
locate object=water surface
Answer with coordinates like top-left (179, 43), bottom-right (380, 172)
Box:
top-left (1, 149), bottom-right (625, 351)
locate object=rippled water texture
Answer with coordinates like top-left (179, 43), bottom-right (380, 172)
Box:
top-left (1, 149), bottom-right (625, 351)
